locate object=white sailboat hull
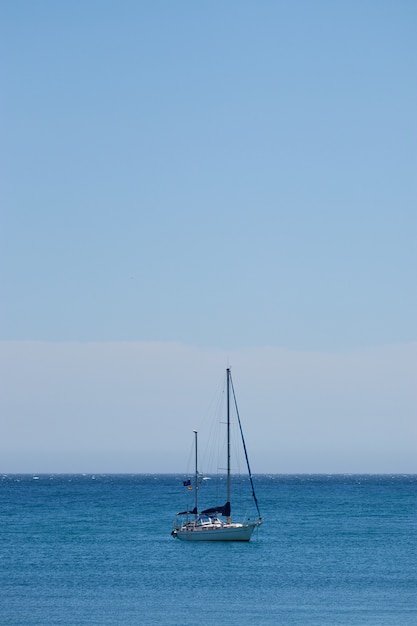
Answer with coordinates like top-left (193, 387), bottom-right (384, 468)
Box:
top-left (173, 521), bottom-right (261, 542)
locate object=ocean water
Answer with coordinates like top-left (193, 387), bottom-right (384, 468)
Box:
top-left (1, 474), bottom-right (416, 625)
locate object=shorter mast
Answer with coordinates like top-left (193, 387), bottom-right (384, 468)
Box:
top-left (193, 429), bottom-right (198, 519)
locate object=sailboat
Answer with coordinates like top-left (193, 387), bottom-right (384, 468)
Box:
top-left (171, 368), bottom-right (262, 541)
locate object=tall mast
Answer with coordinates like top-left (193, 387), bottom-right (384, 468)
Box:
top-left (226, 368), bottom-right (231, 523)
top-left (193, 429), bottom-right (198, 519)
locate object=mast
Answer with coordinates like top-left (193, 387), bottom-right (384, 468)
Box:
top-left (226, 368), bottom-right (231, 523)
top-left (193, 429), bottom-right (198, 519)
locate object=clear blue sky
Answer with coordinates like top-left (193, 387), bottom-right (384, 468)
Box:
top-left (1, 1), bottom-right (416, 473)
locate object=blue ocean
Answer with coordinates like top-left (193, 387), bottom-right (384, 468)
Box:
top-left (1, 474), bottom-right (416, 625)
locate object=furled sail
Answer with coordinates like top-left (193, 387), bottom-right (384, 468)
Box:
top-left (177, 507), bottom-right (197, 516)
top-left (201, 501), bottom-right (231, 517)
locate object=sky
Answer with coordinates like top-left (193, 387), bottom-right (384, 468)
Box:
top-left (1, 1), bottom-right (416, 473)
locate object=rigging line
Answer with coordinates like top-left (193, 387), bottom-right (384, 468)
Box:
top-left (184, 431), bottom-right (195, 477)
top-left (199, 373), bottom-right (224, 474)
top-left (230, 373), bottom-right (262, 520)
